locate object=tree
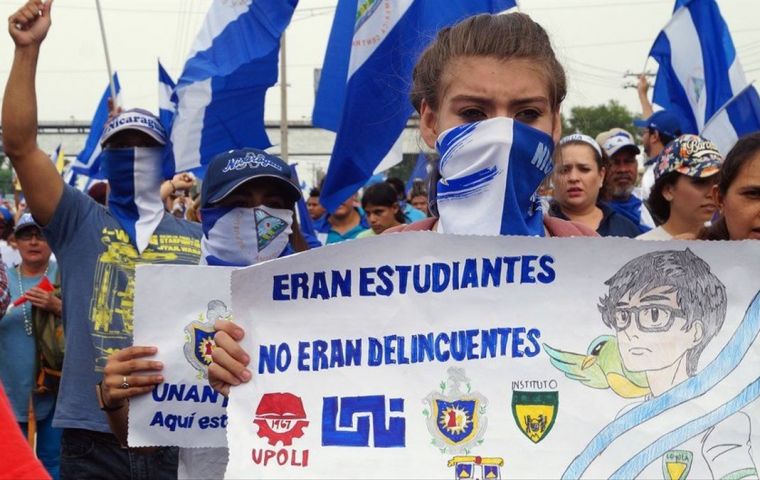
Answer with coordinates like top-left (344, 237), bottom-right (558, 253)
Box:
top-left (563, 100), bottom-right (638, 140)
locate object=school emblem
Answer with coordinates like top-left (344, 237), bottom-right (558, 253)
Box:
top-left (448, 455), bottom-right (503, 480)
top-left (183, 300), bottom-right (231, 379)
top-left (662, 450), bottom-right (693, 480)
top-left (254, 392), bottom-right (309, 447)
top-left (511, 390), bottom-right (558, 444)
top-left (423, 368), bottom-right (488, 454)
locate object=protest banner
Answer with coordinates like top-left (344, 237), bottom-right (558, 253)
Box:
top-left (129, 265), bottom-right (234, 448)
top-left (218, 233), bottom-right (760, 479)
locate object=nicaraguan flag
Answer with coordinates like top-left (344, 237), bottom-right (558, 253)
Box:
top-left (158, 60), bottom-right (177, 133)
top-left (648, 0), bottom-right (747, 134)
top-left (316, 0), bottom-right (517, 212)
top-left (702, 84), bottom-right (760, 155)
top-left (50, 144), bottom-right (65, 174)
top-left (289, 163), bottom-right (316, 239)
top-left (563, 291), bottom-right (760, 479)
top-left (170, 0), bottom-right (298, 176)
top-left (72, 73), bottom-right (121, 176)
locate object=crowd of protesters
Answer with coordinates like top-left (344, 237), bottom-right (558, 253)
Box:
top-left (1, 1), bottom-right (759, 479)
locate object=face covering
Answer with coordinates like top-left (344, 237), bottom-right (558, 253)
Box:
top-left (199, 205), bottom-right (294, 267)
top-left (435, 116), bottom-right (554, 237)
top-left (102, 147), bottom-right (165, 253)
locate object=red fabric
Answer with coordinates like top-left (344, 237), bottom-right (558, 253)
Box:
top-left (0, 382), bottom-right (50, 480)
top-left (385, 216), bottom-right (598, 237)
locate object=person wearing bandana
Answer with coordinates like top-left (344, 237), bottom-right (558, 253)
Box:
top-left (208, 12), bottom-right (600, 406)
top-left (3, 2), bottom-right (202, 478)
top-left (98, 148), bottom-right (309, 479)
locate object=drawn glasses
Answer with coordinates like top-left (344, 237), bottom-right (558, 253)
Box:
top-left (612, 304), bottom-right (685, 333)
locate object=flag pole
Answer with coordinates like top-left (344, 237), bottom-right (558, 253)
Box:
top-left (279, 33), bottom-right (289, 162)
top-left (95, 0), bottom-right (118, 114)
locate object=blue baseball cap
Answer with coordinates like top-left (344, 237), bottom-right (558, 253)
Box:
top-left (634, 110), bottom-right (683, 138)
top-left (201, 148), bottom-right (301, 208)
top-left (0, 207), bottom-right (12, 224)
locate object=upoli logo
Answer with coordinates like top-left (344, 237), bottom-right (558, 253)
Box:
top-left (511, 390), bottom-right (558, 444)
top-left (448, 455), bottom-right (503, 480)
top-left (183, 300), bottom-right (230, 379)
top-left (254, 393), bottom-right (309, 447)
top-left (423, 367), bottom-right (488, 454)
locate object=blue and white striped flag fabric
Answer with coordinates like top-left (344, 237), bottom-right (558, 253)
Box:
top-left (316, 0), bottom-right (517, 212)
top-left (72, 73), bottom-right (121, 177)
top-left (563, 291), bottom-right (760, 479)
top-left (103, 148), bottom-right (165, 253)
top-left (170, 0), bottom-right (298, 176)
top-left (702, 84), bottom-right (760, 155)
top-left (158, 60), bottom-right (177, 133)
top-left (648, 0), bottom-right (747, 134)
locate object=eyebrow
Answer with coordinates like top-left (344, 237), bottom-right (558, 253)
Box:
top-left (638, 294), bottom-right (671, 303)
top-left (448, 95), bottom-right (550, 108)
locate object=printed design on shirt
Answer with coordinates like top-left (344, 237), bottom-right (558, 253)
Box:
top-left (90, 227), bottom-right (201, 370)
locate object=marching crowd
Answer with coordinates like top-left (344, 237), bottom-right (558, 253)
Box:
top-left (1, 1), bottom-right (759, 479)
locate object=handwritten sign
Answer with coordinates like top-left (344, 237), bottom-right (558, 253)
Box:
top-left (223, 233), bottom-right (760, 479)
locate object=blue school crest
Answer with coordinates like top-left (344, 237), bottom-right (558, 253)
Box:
top-left (424, 368), bottom-right (488, 454)
top-left (183, 300), bottom-right (231, 379)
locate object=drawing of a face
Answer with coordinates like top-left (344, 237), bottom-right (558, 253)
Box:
top-left (612, 285), bottom-right (703, 373)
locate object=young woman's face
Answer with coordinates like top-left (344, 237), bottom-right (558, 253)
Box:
top-left (419, 56), bottom-right (560, 148)
top-left (664, 174), bottom-right (717, 226)
top-left (364, 203), bottom-right (401, 234)
top-left (553, 144), bottom-right (604, 211)
top-left (716, 154), bottom-right (760, 240)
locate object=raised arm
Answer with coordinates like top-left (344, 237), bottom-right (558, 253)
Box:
top-left (637, 74), bottom-right (654, 119)
top-left (2, 0), bottom-right (62, 226)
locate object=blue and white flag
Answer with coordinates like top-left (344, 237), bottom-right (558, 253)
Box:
top-left (702, 84), bottom-right (760, 155)
top-left (72, 73), bottom-right (121, 176)
top-left (290, 163), bottom-right (316, 239)
top-left (648, 0), bottom-right (747, 134)
top-left (170, 0), bottom-right (298, 176)
top-left (158, 60), bottom-right (177, 133)
top-left (316, 0), bottom-right (517, 212)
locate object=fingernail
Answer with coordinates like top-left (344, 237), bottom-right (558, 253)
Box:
top-left (149, 346), bottom-right (158, 353)
top-left (234, 328), bottom-right (244, 340)
top-left (242, 354), bottom-right (250, 365)
top-left (241, 370), bottom-right (251, 381)
top-left (153, 362), bottom-right (163, 369)
top-left (156, 376), bottom-right (164, 382)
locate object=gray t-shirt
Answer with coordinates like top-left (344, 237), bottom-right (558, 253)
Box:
top-left (44, 185), bottom-right (202, 432)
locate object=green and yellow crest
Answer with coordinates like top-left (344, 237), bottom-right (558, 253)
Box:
top-left (511, 390), bottom-right (558, 444)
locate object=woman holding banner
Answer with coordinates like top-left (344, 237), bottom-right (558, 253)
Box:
top-left (209, 12), bottom-right (597, 396)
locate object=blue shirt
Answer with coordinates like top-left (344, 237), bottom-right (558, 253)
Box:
top-left (0, 262), bottom-right (58, 422)
top-left (607, 196), bottom-right (653, 234)
top-left (43, 185), bottom-right (202, 433)
top-left (313, 210), bottom-right (369, 244)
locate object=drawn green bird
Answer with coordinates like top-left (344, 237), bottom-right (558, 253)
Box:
top-left (543, 335), bottom-right (650, 399)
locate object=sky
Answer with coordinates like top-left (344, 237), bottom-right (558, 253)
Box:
top-left (0, 0), bottom-right (758, 124)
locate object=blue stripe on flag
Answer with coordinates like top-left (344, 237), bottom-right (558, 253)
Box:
top-left (74, 73), bottom-right (121, 176)
top-left (727, 86), bottom-right (760, 137)
top-left (405, 151), bottom-right (429, 194)
top-left (312, 0), bottom-right (357, 131)
top-left (319, 0), bottom-right (517, 212)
